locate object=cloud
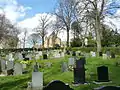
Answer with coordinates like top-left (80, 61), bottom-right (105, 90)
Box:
top-left (0, 0), bottom-right (32, 23)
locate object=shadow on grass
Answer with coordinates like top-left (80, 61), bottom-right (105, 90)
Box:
top-left (0, 77), bottom-right (30, 90)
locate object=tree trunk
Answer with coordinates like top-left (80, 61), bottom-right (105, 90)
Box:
top-left (42, 36), bottom-right (44, 49)
top-left (67, 28), bottom-right (69, 47)
top-left (96, 15), bottom-right (102, 54)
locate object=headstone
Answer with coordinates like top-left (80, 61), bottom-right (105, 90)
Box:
top-left (33, 62), bottom-right (39, 72)
top-left (61, 62), bottom-right (68, 72)
top-left (76, 57), bottom-right (86, 68)
top-left (18, 53), bottom-right (23, 60)
top-left (96, 66), bottom-right (109, 82)
top-left (43, 54), bottom-right (47, 59)
top-left (90, 51), bottom-right (96, 57)
top-left (6, 61), bottom-right (14, 70)
top-left (99, 52), bottom-right (102, 56)
top-left (102, 54), bottom-right (107, 59)
top-left (68, 58), bottom-right (75, 66)
top-left (43, 80), bottom-right (73, 90)
top-left (1, 60), bottom-right (6, 71)
top-left (73, 68), bottom-right (86, 84)
top-left (32, 72), bottom-right (43, 89)
top-left (72, 51), bottom-right (76, 56)
top-left (94, 86), bottom-right (120, 90)
top-left (111, 52), bottom-right (115, 58)
top-left (14, 63), bottom-right (23, 75)
top-left (106, 51), bottom-right (111, 58)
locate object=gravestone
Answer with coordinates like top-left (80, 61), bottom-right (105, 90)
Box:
top-left (61, 62), bottom-right (68, 72)
top-left (43, 80), bottom-right (73, 90)
top-left (14, 63), bottom-right (23, 75)
top-left (1, 60), bottom-right (6, 71)
top-left (73, 68), bottom-right (86, 84)
top-left (102, 54), bottom-right (107, 59)
top-left (90, 51), bottom-right (96, 57)
top-left (8, 53), bottom-right (14, 61)
top-left (33, 62), bottom-right (39, 72)
top-left (72, 51), bottom-right (76, 56)
top-left (43, 54), bottom-right (47, 59)
top-left (94, 86), bottom-right (120, 90)
top-left (106, 51), bottom-right (111, 58)
top-left (32, 72), bottom-right (43, 90)
top-left (68, 58), bottom-right (75, 66)
top-left (76, 57), bottom-right (86, 68)
top-left (6, 61), bottom-right (14, 70)
top-left (99, 52), bottom-right (102, 56)
top-left (22, 64), bottom-right (26, 69)
top-left (96, 66), bottom-right (109, 82)
top-left (111, 52), bottom-right (115, 58)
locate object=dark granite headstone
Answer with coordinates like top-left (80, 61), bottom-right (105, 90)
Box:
top-left (43, 54), bottom-right (47, 59)
top-left (73, 68), bottom-right (85, 84)
top-left (72, 51), bottom-right (76, 56)
top-left (111, 52), bottom-right (115, 58)
top-left (96, 66), bottom-right (109, 82)
top-left (94, 86), bottom-right (120, 90)
top-left (99, 52), bottom-right (102, 56)
top-left (43, 80), bottom-right (73, 90)
top-left (76, 57), bottom-right (86, 68)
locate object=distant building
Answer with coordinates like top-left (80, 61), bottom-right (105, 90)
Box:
top-left (44, 32), bottom-right (61, 48)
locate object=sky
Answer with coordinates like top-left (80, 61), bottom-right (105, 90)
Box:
top-left (0, 0), bottom-right (120, 47)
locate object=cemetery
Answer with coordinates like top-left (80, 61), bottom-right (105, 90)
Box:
top-left (1, 0), bottom-right (120, 90)
top-left (0, 48), bottom-right (120, 90)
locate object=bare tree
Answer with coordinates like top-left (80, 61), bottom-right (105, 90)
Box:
top-left (34, 14), bottom-right (51, 48)
top-left (22, 28), bottom-right (27, 48)
top-left (55, 0), bottom-right (78, 47)
top-left (27, 33), bottom-right (41, 47)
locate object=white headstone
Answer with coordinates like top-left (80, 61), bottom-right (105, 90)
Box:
top-left (103, 54), bottom-right (107, 59)
top-left (14, 63), bottom-right (22, 75)
top-left (68, 58), bottom-right (75, 66)
top-left (90, 51), bottom-right (96, 57)
top-left (32, 72), bottom-right (43, 89)
top-left (61, 62), bottom-right (68, 72)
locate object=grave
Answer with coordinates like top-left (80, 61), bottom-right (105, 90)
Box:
top-left (76, 57), bottom-right (86, 68)
top-left (33, 62), bottom-right (39, 72)
top-left (94, 86), bottom-right (120, 90)
top-left (72, 51), bottom-right (76, 56)
top-left (45, 62), bottom-right (52, 68)
top-left (99, 52), bottom-right (103, 56)
top-left (43, 80), bottom-right (73, 90)
top-left (102, 54), bottom-right (107, 59)
top-left (32, 72), bottom-right (43, 90)
top-left (73, 68), bottom-right (86, 84)
top-left (96, 66), bottom-right (109, 82)
top-left (14, 63), bottom-right (23, 75)
top-left (43, 54), bottom-right (47, 59)
top-left (111, 52), bottom-right (115, 58)
top-left (68, 58), bottom-right (75, 66)
top-left (61, 62), bottom-right (68, 72)
top-left (1, 60), bottom-right (6, 71)
top-left (6, 61), bottom-right (14, 70)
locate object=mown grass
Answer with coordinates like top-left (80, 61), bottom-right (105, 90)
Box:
top-left (0, 56), bottom-right (120, 90)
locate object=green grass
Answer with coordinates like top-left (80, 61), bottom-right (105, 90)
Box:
top-left (0, 56), bottom-right (120, 90)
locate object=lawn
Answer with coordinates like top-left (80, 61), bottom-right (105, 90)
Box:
top-left (0, 56), bottom-right (120, 90)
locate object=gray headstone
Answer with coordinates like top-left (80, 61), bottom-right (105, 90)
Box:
top-left (1, 60), bottom-right (6, 71)
top-left (61, 62), bottom-right (68, 72)
top-left (32, 72), bottom-right (43, 89)
top-left (14, 63), bottom-right (23, 75)
top-left (6, 61), bottom-right (14, 70)
top-left (68, 58), bottom-right (75, 66)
